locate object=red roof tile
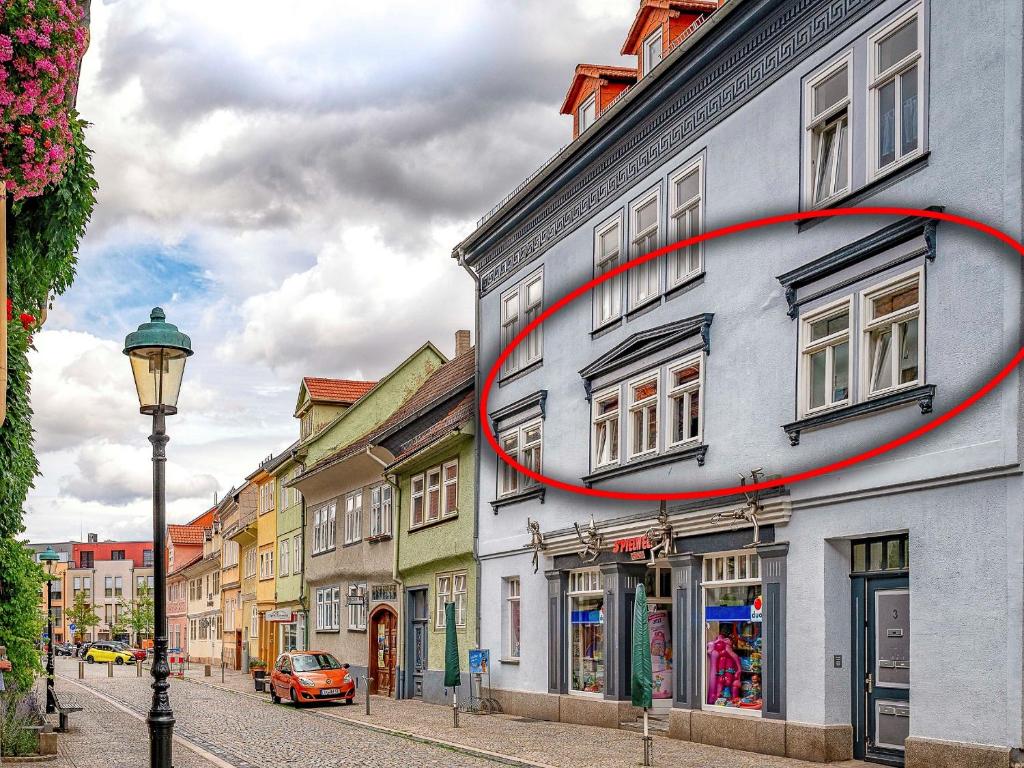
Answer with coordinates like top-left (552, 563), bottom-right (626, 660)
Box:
top-left (168, 525), bottom-right (205, 545)
top-left (303, 377), bottom-right (377, 405)
top-left (392, 391), bottom-right (475, 463)
top-left (560, 64), bottom-right (638, 115)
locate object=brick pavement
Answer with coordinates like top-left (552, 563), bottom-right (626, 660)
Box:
top-left (88, 657), bottom-right (876, 768)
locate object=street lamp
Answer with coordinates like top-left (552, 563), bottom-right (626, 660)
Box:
top-left (123, 307), bottom-right (193, 768)
top-left (39, 546), bottom-right (59, 715)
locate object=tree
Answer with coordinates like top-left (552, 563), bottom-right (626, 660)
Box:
top-left (64, 591), bottom-right (99, 643)
top-left (0, 541), bottom-right (43, 691)
top-left (115, 585), bottom-right (154, 645)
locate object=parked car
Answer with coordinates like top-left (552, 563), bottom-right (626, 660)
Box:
top-left (109, 641), bottom-right (146, 661)
top-left (269, 651), bottom-right (355, 706)
top-left (84, 642), bottom-right (135, 665)
top-left (76, 642), bottom-right (93, 658)
top-left (54, 643), bottom-right (74, 657)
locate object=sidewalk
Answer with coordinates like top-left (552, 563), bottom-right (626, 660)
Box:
top-left (174, 662), bottom-right (873, 768)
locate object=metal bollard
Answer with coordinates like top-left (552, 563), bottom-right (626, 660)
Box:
top-left (77, 661), bottom-right (84, 679)
top-left (363, 675), bottom-right (374, 716)
top-left (221, 661), bottom-right (225, 684)
top-left (107, 662), bottom-right (113, 678)
top-left (137, 660), bottom-right (143, 677)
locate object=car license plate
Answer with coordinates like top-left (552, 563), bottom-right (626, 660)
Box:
top-left (321, 688), bottom-right (340, 696)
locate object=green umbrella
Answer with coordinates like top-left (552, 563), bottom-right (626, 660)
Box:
top-left (444, 602), bottom-right (460, 726)
top-left (631, 583), bottom-right (653, 708)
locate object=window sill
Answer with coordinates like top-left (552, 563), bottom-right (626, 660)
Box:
top-left (625, 296), bottom-right (662, 322)
top-left (408, 515), bottom-right (459, 533)
top-left (498, 359), bottom-right (543, 388)
top-left (591, 317), bottom-right (625, 340)
top-left (311, 548), bottom-right (336, 557)
top-left (346, 628), bottom-right (367, 634)
top-left (499, 657), bottom-right (521, 665)
top-left (782, 384), bottom-right (935, 445)
top-left (797, 152), bottom-right (931, 232)
top-left (315, 628), bottom-right (340, 634)
top-left (664, 271), bottom-right (705, 302)
top-left (582, 443), bottom-right (708, 486)
top-left (342, 540), bottom-right (363, 549)
top-left (366, 534), bottom-right (392, 543)
top-left (490, 485), bottom-right (546, 512)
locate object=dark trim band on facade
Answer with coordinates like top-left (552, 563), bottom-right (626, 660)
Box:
top-left (462, 0), bottom-right (886, 296)
top-left (777, 208), bottom-right (942, 318)
top-left (582, 444), bottom-right (708, 486)
top-left (489, 485), bottom-right (546, 513)
top-left (488, 389), bottom-right (547, 435)
top-left (782, 384), bottom-right (936, 446)
top-left (579, 313), bottom-right (713, 400)
top-left (498, 359), bottom-right (543, 388)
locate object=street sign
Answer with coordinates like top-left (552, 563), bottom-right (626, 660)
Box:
top-left (69, 623), bottom-right (76, 632)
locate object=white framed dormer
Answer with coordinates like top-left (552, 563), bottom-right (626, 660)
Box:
top-left (642, 27), bottom-right (663, 76)
top-left (627, 370), bottom-right (660, 459)
top-left (804, 51), bottom-right (852, 208)
top-left (578, 93), bottom-right (597, 135)
top-left (867, 3), bottom-right (925, 179)
top-left (666, 352), bottom-right (704, 448)
top-left (668, 156), bottom-right (704, 287)
top-left (628, 186), bottom-right (662, 311)
top-left (593, 211), bottom-right (625, 329)
top-left (859, 267), bottom-right (924, 400)
top-left (798, 295), bottom-right (853, 417)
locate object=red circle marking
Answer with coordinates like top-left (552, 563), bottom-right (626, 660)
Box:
top-left (480, 206), bottom-right (1024, 502)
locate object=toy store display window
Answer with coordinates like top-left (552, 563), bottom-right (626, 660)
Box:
top-left (701, 551), bottom-right (764, 716)
top-left (568, 568), bottom-right (605, 696)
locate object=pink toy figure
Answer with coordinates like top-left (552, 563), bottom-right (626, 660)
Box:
top-left (706, 626), bottom-right (743, 704)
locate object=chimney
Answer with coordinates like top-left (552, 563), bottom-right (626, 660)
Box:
top-left (87, 532), bottom-right (98, 543)
top-left (455, 330), bottom-right (471, 357)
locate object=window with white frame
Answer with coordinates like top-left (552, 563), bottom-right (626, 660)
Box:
top-left (805, 56), bottom-right (851, 206)
top-left (568, 568), bottom-right (604, 695)
top-left (244, 548), bottom-right (256, 578)
top-left (315, 586), bottom-right (340, 631)
top-left (279, 540), bottom-right (289, 576)
top-left (279, 477), bottom-right (288, 511)
top-left (628, 374), bottom-right (659, 458)
top-left (370, 483), bottom-right (393, 538)
top-left (500, 269), bottom-right (544, 377)
top-left (347, 583), bottom-right (367, 631)
top-left (222, 540), bottom-right (239, 568)
top-left (259, 550), bottom-right (274, 580)
top-left (861, 269), bottom-right (922, 396)
top-left (869, 5), bottom-right (923, 176)
top-left (578, 93), bottom-right (597, 134)
top-left (410, 461), bottom-right (459, 528)
top-left (594, 215), bottom-right (623, 328)
top-left (312, 502), bottom-right (336, 554)
top-left (505, 577), bottom-right (521, 659)
top-left (629, 189), bottom-right (661, 309)
top-left (250, 605), bottom-right (258, 638)
top-left (642, 27), bottom-right (663, 75)
top-left (592, 389), bottom-right (620, 468)
top-left (667, 355), bottom-right (703, 447)
top-left (799, 298), bottom-right (851, 415)
top-left (435, 571), bottom-right (468, 629)
top-left (669, 159), bottom-right (703, 285)
top-left (293, 535), bottom-right (302, 574)
top-left (344, 491), bottom-right (362, 545)
top-left (300, 409), bottom-right (313, 440)
top-left (411, 475), bottom-right (425, 527)
top-left (259, 481), bottom-right (274, 515)
top-left (498, 419), bottom-right (542, 497)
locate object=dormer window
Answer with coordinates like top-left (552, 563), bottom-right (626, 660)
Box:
top-left (300, 409), bottom-right (313, 439)
top-left (642, 28), bottom-right (663, 75)
top-left (578, 94), bottom-right (597, 134)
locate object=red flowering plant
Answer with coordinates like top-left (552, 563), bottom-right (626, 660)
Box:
top-left (0, 0), bottom-right (89, 200)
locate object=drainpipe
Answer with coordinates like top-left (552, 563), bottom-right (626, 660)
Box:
top-left (295, 452), bottom-right (309, 651)
top-left (455, 246), bottom-right (483, 652)
top-left (388, 473), bottom-right (404, 699)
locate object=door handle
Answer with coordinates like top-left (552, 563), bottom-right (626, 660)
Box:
top-left (866, 673), bottom-right (873, 693)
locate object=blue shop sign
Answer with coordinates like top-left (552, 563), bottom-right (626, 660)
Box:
top-left (705, 605), bottom-right (753, 622)
top-left (571, 610), bottom-right (603, 625)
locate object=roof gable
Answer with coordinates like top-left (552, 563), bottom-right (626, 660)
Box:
top-left (559, 64), bottom-right (638, 115)
top-left (621, 0), bottom-right (719, 54)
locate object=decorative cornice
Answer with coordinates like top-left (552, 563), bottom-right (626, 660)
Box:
top-left (777, 208), bottom-right (942, 318)
top-left (783, 384), bottom-right (936, 445)
top-left (489, 389), bottom-right (547, 435)
top-left (580, 313), bottom-right (713, 398)
top-left (469, 0), bottom-right (884, 296)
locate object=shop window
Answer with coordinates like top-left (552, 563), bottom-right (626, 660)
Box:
top-left (851, 534), bottom-right (908, 573)
top-left (568, 568), bottom-right (605, 696)
top-left (702, 551), bottom-right (763, 716)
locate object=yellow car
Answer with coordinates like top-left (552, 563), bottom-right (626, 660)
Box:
top-left (84, 642), bottom-right (134, 665)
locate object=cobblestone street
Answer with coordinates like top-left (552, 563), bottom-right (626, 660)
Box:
top-left (50, 658), bottom-right (874, 768)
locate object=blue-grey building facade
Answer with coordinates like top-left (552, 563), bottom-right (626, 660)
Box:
top-left (454, 0), bottom-right (1023, 765)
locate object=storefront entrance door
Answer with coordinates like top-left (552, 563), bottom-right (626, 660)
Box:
top-left (853, 570), bottom-right (910, 765)
top-left (370, 607), bottom-right (397, 697)
top-left (406, 587), bottom-right (428, 699)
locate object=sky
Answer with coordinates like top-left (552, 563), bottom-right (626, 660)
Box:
top-left (22, 0), bottom-right (638, 542)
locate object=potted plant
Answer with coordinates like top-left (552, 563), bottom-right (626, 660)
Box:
top-left (249, 659), bottom-right (267, 692)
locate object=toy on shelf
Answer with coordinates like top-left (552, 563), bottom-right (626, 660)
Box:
top-left (706, 624), bottom-right (743, 705)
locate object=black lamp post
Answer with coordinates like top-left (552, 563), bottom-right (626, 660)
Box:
top-left (39, 546), bottom-right (60, 715)
top-left (123, 308), bottom-right (193, 768)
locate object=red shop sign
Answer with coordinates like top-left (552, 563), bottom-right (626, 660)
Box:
top-left (613, 535), bottom-right (652, 559)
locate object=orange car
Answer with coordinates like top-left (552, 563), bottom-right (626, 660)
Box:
top-left (269, 651), bottom-right (356, 706)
